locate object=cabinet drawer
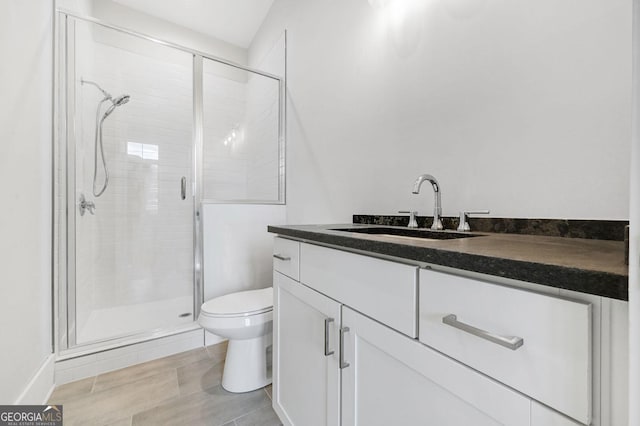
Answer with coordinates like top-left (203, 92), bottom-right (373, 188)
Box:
top-left (273, 237), bottom-right (300, 281)
top-left (419, 269), bottom-right (591, 425)
top-left (300, 243), bottom-right (417, 338)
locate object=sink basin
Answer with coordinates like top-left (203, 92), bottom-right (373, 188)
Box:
top-left (330, 227), bottom-right (480, 240)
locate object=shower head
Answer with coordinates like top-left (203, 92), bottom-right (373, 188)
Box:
top-left (81, 79), bottom-right (131, 108)
top-left (101, 95), bottom-right (130, 121)
top-left (112, 95), bottom-right (130, 106)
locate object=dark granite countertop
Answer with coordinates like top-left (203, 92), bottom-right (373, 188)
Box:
top-left (268, 224), bottom-right (629, 301)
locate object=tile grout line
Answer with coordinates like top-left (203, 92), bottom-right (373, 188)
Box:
top-left (89, 375), bottom-right (97, 394)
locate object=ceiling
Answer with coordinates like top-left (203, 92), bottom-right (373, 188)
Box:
top-left (111, 0), bottom-right (275, 48)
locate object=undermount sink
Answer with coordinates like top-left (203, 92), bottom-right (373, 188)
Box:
top-left (330, 227), bottom-right (481, 241)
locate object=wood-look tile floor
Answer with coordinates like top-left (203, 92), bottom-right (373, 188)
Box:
top-left (48, 342), bottom-right (282, 426)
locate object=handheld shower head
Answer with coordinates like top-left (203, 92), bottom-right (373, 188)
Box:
top-left (112, 95), bottom-right (130, 106)
top-left (100, 94), bottom-right (130, 121)
top-left (86, 81), bottom-right (131, 198)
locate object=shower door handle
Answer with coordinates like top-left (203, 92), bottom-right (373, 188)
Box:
top-left (180, 177), bottom-right (187, 200)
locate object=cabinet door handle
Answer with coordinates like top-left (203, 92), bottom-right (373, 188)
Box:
top-left (324, 318), bottom-right (335, 356)
top-left (339, 326), bottom-right (350, 369)
top-left (273, 254), bottom-right (291, 261)
top-left (442, 314), bottom-right (524, 351)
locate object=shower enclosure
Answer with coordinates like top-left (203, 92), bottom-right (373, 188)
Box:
top-left (56, 11), bottom-right (284, 354)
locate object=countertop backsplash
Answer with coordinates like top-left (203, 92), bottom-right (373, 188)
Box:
top-left (353, 215), bottom-right (629, 241)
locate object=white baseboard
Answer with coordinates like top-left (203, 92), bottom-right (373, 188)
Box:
top-left (14, 354), bottom-right (56, 405)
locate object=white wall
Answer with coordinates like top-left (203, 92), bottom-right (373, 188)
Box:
top-left (0, 0), bottom-right (53, 403)
top-left (251, 0), bottom-right (632, 222)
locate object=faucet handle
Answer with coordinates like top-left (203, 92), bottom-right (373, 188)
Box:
top-left (457, 210), bottom-right (489, 232)
top-left (398, 210), bottom-right (419, 228)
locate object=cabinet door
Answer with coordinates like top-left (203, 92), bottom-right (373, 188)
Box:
top-left (273, 271), bottom-right (341, 426)
top-left (341, 307), bottom-right (531, 426)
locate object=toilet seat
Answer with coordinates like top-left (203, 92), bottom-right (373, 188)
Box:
top-left (201, 287), bottom-right (273, 318)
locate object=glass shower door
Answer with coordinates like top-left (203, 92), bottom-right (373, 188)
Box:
top-left (66, 17), bottom-right (195, 346)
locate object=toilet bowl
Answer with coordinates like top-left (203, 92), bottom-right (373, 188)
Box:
top-left (198, 287), bottom-right (273, 393)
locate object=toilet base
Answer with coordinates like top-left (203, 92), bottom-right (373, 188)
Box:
top-left (222, 332), bottom-right (273, 393)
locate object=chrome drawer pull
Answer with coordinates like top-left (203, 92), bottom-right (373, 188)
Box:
top-left (442, 314), bottom-right (524, 351)
top-left (339, 327), bottom-right (350, 369)
top-left (273, 254), bottom-right (291, 261)
top-left (324, 318), bottom-right (335, 356)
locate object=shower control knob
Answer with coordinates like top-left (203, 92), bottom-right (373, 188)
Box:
top-left (79, 193), bottom-right (96, 216)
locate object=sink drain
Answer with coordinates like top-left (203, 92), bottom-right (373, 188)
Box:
top-left (178, 313), bottom-right (191, 318)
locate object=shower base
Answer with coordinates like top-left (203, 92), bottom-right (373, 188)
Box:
top-left (77, 296), bottom-right (194, 345)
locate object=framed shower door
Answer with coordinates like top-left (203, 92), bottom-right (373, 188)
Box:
top-left (63, 16), bottom-right (196, 347)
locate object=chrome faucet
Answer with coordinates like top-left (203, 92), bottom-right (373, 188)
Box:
top-left (412, 174), bottom-right (443, 230)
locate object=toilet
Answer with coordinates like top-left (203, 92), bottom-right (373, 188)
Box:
top-left (198, 287), bottom-right (273, 393)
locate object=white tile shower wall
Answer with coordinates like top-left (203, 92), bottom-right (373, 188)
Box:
top-left (93, 46), bottom-right (192, 305)
top-left (247, 32), bottom-right (286, 202)
top-left (73, 24), bottom-right (195, 343)
top-left (74, 20), bottom-right (98, 337)
top-left (202, 57), bottom-right (282, 202)
top-left (245, 73), bottom-right (281, 201)
top-left (202, 64), bottom-right (249, 200)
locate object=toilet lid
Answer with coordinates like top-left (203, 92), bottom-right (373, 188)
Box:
top-left (201, 287), bottom-right (273, 317)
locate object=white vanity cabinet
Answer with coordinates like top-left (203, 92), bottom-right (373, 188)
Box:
top-left (272, 237), bottom-right (600, 426)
